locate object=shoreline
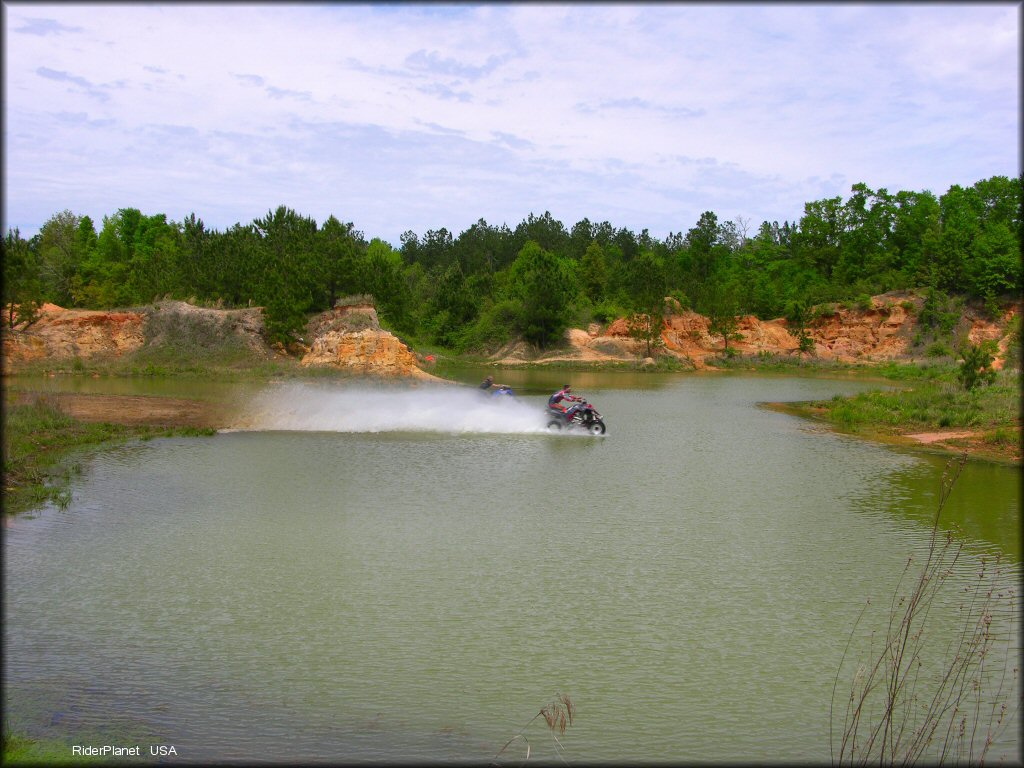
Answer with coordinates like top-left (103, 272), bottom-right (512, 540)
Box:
top-left (5, 363), bottom-right (1019, 466)
top-left (762, 400), bottom-right (1021, 466)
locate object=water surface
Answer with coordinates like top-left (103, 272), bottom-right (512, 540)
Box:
top-left (4, 374), bottom-right (1019, 763)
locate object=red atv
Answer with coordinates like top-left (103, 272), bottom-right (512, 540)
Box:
top-left (546, 400), bottom-right (607, 435)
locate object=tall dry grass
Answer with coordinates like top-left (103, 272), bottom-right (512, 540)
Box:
top-left (831, 454), bottom-right (1020, 765)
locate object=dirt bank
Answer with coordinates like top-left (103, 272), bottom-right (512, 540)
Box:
top-left (2, 299), bottom-right (441, 380)
top-left (492, 291), bottom-right (1020, 370)
top-left (7, 391), bottom-right (223, 429)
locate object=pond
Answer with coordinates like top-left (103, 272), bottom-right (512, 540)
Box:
top-left (4, 371), bottom-right (1020, 763)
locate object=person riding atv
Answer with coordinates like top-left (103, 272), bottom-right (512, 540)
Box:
top-left (479, 375), bottom-right (507, 391)
top-left (548, 383), bottom-right (585, 420)
top-left (480, 375), bottom-right (514, 398)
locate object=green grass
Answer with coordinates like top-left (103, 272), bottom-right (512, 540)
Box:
top-left (815, 370), bottom-right (1020, 434)
top-left (2, 729), bottom-right (157, 765)
top-left (708, 349), bottom-right (881, 373)
top-left (3, 732), bottom-right (107, 765)
top-left (3, 398), bottom-right (214, 516)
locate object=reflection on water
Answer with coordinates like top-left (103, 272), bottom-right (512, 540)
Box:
top-left (3, 374), bottom-right (1018, 763)
top-left (866, 454), bottom-right (1021, 560)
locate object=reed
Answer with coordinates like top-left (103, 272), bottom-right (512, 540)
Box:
top-left (831, 454), bottom-right (1020, 765)
top-left (491, 693), bottom-right (576, 764)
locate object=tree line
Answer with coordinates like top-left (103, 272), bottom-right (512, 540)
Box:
top-left (3, 175), bottom-right (1020, 349)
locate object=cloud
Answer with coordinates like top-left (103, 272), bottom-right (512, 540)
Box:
top-left (15, 17), bottom-right (82, 36)
top-left (234, 73), bottom-right (265, 87)
top-left (36, 66), bottom-right (92, 89)
top-left (575, 97), bottom-right (705, 119)
top-left (416, 82), bottom-right (472, 103)
top-left (36, 66), bottom-right (110, 102)
top-left (2, 3), bottom-right (1018, 243)
top-left (266, 86), bottom-right (312, 102)
top-left (404, 49), bottom-right (512, 80)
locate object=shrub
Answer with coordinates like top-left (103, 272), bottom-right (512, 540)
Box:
top-left (957, 340), bottom-right (998, 391)
top-left (925, 341), bottom-right (952, 358)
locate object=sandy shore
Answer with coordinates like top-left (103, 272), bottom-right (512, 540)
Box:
top-left (8, 391), bottom-right (223, 429)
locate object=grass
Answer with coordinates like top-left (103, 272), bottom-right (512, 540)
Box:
top-left (2, 397), bottom-right (214, 516)
top-left (778, 366), bottom-right (1021, 463)
top-left (821, 373), bottom-right (1019, 434)
top-left (491, 693), bottom-right (576, 764)
top-left (2, 731), bottom-right (113, 765)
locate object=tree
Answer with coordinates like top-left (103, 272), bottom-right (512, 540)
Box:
top-left (251, 206), bottom-right (318, 342)
top-left (127, 212), bottom-right (184, 303)
top-left (626, 311), bottom-right (663, 358)
top-left (423, 262), bottom-right (478, 348)
top-left (505, 240), bottom-right (577, 348)
top-left (580, 240), bottom-right (608, 303)
top-left (890, 190), bottom-right (941, 285)
top-left (2, 228), bottom-right (43, 327)
top-left (837, 183), bottom-right (895, 289)
top-left (705, 282), bottom-right (742, 354)
top-left (179, 213), bottom-right (213, 298)
top-left (364, 239), bottom-right (412, 333)
top-left (37, 210), bottom-right (86, 305)
top-left (957, 340), bottom-right (998, 391)
top-left (453, 218), bottom-right (512, 275)
top-left (685, 211), bottom-right (721, 281)
top-left (317, 216), bottom-right (364, 308)
top-left (512, 211), bottom-right (569, 256)
top-left (794, 196), bottom-right (845, 279)
top-left (417, 228), bottom-right (455, 271)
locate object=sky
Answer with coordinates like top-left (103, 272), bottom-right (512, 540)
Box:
top-left (3, 2), bottom-right (1019, 246)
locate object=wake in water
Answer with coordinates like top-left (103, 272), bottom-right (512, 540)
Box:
top-left (231, 382), bottom-right (552, 434)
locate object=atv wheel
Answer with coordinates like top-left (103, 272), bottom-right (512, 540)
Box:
top-left (547, 419), bottom-right (564, 431)
top-left (587, 420), bottom-right (606, 435)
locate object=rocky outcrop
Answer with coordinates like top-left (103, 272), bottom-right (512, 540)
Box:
top-left (4, 293), bottom-right (1016, 376)
top-left (2, 300), bottom-right (274, 367)
top-left (3, 303), bottom-right (146, 363)
top-left (1, 299), bottom-right (439, 380)
top-left (492, 290), bottom-right (1020, 370)
top-left (300, 303), bottom-right (441, 381)
top-left (144, 300), bottom-right (272, 356)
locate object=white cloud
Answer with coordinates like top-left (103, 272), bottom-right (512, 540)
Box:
top-left (3, 3), bottom-right (1018, 243)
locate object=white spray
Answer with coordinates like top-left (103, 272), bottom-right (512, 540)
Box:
top-left (232, 382), bottom-right (552, 434)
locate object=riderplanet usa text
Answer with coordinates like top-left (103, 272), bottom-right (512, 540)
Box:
top-left (72, 745), bottom-right (177, 756)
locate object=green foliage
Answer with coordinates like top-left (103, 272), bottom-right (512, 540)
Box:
top-left (814, 369), bottom-right (1017, 434)
top-left (2, 228), bottom-right (44, 327)
top-left (918, 287), bottom-right (961, 335)
top-left (957, 340), bottom-right (998, 391)
top-left (925, 341), bottom-right (953, 358)
top-left (580, 240), bottom-right (609, 302)
top-left (625, 311), bottom-right (663, 358)
top-left (812, 303), bottom-right (837, 320)
top-left (505, 241), bottom-right (577, 348)
top-left (4, 174), bottom-right (1018, 354)
top-left (704, 282), bottom-right (741, 352)
top-left (591, 300), bottom-right (628, 325)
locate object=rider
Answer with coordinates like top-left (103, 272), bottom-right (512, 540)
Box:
top-left (548, 383), bottom-right (585, 420)
top-left (479, 375), bottom-right (507, 391)
top-left (479, 375), bottom-right (511, 395)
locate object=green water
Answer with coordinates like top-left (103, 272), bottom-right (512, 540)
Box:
top-left (3, 373), bottom-right (1019, 763)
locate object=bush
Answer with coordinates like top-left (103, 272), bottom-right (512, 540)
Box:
top-left (925, 341), bottom-right (952, 358)
top-left (591, 301), bottom-right (627, 325)
top-left (812, 303), bottom-right (837, 321)
top-left (957, 340), bottom-right (997, 391)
